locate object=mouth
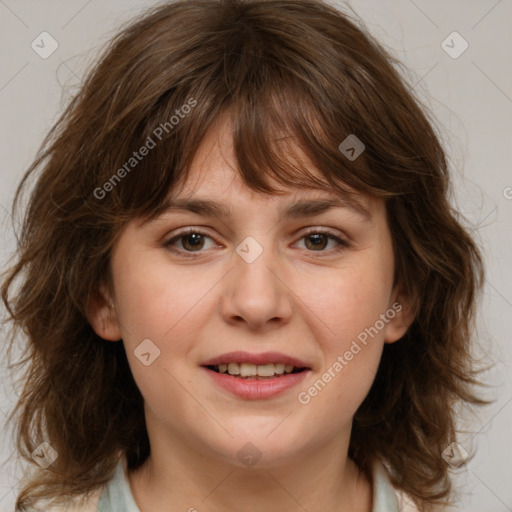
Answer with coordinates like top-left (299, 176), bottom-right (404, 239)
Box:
top-left (201, 363), bottom-right (311, 400)
top-left (205, 362), bottom-right (308, 380)
top-left (200, 351), bottom-right (312, 398)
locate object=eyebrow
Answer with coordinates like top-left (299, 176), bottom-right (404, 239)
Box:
top-left (144, 197), bottom-right (372, 224)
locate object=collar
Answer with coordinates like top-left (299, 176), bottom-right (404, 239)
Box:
top-left (98, 456), bottom-right (401, 511)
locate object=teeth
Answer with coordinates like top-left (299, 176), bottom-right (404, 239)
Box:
top-left (240, 363), bottom-right (257, 377)
top-left (227, 362), bottom-right (240, 375)
top-left (274, 363), bottom-right (285, 375)
top-left (257, 363), bottom-right (275, 377)
top-left (214, 362), bottom-right (300, 377)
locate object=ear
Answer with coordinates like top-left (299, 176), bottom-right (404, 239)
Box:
top-left (384, 285), bottom-right (416, 344)
top-left (86, 283), bottom-right (122, 342)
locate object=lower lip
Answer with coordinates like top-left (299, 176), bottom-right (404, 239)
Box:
top-left (201, 367), bottom-right (310, 400)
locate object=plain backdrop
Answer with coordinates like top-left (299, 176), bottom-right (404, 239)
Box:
top-left (1, 1), bottom-right (511, 511)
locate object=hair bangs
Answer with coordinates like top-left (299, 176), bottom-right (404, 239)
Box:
top-left (111, 68), bottom-right (383, 228)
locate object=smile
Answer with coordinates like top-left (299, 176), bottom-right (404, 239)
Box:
top-left (207, 362), bottom-right (305, 379)
top-left (202, 365), bottom-right (310, 399)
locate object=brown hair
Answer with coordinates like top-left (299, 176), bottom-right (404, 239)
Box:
top-left (1, 0), bottom-right (492, 510)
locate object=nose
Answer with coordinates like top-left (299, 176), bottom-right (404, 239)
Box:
top-left (220, 237), bottom-right (293, 332)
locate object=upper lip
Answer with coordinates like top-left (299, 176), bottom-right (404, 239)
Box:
top-left (201, 351), bottom-right (311, 368)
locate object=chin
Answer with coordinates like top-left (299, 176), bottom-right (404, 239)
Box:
top-left (206, 423), bottom-right (309, 468)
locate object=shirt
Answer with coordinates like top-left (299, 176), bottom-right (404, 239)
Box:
top-left (26, 456), bottom-right (420, 511)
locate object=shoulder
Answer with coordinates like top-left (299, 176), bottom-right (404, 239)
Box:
top-left (393, 488), bottom-right (422, 512)
top-left (372, 458), bottom-right (422, 512)
top-left (394, 489), bottom-right (454, 512)
top-left (19, 486), bottom-right (103, 512)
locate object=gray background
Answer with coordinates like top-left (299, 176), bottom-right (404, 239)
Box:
top-left (1, 1), bottom-right (511, 511)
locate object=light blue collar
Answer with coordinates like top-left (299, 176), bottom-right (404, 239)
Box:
top-left (97, 457), bottom-right (140, 512)
top-left (99, 456), bottom-right (400, 511)
top-left (371, 459), bottom-right (400, 512)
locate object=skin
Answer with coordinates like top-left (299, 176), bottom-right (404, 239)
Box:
top-left (88, 116), bottom-right (413, 512)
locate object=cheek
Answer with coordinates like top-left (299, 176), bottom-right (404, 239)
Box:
top-left (296, 258), bottom-right (393, 350)
top-left (294, 255), bottom-right (393, 417)
top-left (111, 253), bottom-right (208, 428)
top-left (112, 250), bottom-right (213, 344)
top-left (111, 252), bottom-right (221, 399)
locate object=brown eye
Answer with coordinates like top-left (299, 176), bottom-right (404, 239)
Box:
top-left (164, 228), bottom-right (349, 258)
top-left (180, 233), bottom-right (205, 251)
top-left (297, 229), bottom-right (348, 254)
top-left (304, 233), bottom-right (329, 251)
top-left (164, 229), bottom-right (216, 256)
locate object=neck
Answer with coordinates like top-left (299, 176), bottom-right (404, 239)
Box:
top-left (128, 421), bottom-right (372, 512)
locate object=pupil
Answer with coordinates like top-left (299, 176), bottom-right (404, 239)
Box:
top-left (184, 233), bottom-right (203, 250)
top-left (182, 233), bottom-right (328, 251)
top-left (307, 234), bottom-right (327, 250)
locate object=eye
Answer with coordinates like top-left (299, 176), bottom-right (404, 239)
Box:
top-left (164, 228), bottom-right (216, 256)
top-left (163, 227), bottom-right (349, 257)
top-left (294, 228), bottom-right (349, 254)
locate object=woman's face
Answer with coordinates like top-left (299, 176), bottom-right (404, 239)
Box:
top-left (90, 117), bottom-right (411, 468)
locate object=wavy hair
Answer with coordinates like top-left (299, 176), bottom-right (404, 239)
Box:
top-left (1, 0), bottom-right (491, 510)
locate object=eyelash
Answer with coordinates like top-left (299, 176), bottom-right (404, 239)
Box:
top-left (163, 227), bottom-right (349, 258)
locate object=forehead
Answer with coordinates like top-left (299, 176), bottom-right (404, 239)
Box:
top-left (171, 114), bottom-right (372, 210)
top-left (173, 163), bottom-right (368, 214)
top-left (151, 161), bottom-right (377, 228)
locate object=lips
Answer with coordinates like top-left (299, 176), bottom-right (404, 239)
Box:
top-left (201, 365), bottom-right (311, 399)
top-left (200, 351), bottom-right (312, 399)
top-left (201, 351), bottom-right (311, 369)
